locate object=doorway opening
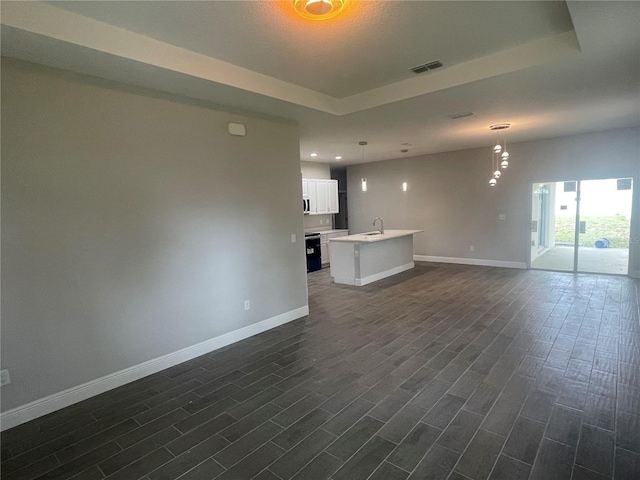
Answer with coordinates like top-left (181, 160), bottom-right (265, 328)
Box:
top-left (530, 178), bottom-right (633, 275)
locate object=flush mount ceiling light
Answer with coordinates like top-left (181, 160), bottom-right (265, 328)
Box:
top-left (310, 152), bottom-right (318, 157)
top-left (294, 0), bottom-right (345, 20)
top-left (487, 124), bottom-right (512, 187)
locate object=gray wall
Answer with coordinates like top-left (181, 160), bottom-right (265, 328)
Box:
top-left (1, 58), bottom-right (308, 411)
top-left (347, 127), bottom-right (640, 276)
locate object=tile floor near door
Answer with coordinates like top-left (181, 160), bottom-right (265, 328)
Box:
top-left (531, 246), bottom-right (629, 275)
top-left (2, 263), bottom-right (640, 480)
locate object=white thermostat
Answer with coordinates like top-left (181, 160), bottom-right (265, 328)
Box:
top-left (228, 123), bottom-right (246, 137)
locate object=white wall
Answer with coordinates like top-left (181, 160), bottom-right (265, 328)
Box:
top-left (347, 127), bottom-right (640, 276)
top-left (1, 58), bottom-right (308, 418)
top-left (301, 161), bottom-right (333, 231)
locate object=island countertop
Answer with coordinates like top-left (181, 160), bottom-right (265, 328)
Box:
top-left (329, 229), bottom-right (423, 243)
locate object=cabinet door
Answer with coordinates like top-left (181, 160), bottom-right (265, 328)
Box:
top-left (315, 180), bottom-right (329, 214)
top-left (320, 242), bottom-right (329, 265)
top-left (328, 180), bottom-right (339, 213)
top-left (307, 180), bottom-right (317, 214)
top-left (302, 179), bottom-right (308, 197)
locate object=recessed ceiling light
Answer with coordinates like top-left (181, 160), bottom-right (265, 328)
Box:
top-left (294, 0), bottom-right (345, 21)
top-left (335, 156), bottom-right (342, 160)
top-left (310, 152), bottom-right (318, 157)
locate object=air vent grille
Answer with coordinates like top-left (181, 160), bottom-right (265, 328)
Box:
top-left (410, 60), bottom-right (443, 74)
top-left (411, 65), bottom-right (429, 74)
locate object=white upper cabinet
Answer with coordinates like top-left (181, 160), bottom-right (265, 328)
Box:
top-left (327, 180), bottom-right (338, 214)
top-left (303, 178), bottom-right (338, 215)
top-left (315, 180), bottom-right (329, 214)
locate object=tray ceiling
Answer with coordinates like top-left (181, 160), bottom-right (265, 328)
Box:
top-left (2, 1), bottom-right (639, 164)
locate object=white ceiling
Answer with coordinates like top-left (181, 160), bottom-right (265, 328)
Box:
top-left (2, 1), bottom-right (639, 165)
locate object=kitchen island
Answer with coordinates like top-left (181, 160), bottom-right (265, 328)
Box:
top-left (329, 230), bottom-right (423, 286)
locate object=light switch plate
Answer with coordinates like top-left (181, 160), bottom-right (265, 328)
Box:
top-left (291, 234), bottom-right (296, 243)
top-left (499, 214), bottom-right (506, 220)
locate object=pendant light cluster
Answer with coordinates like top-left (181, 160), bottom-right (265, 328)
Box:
top-left (488, 124), bottom-right (511, 187)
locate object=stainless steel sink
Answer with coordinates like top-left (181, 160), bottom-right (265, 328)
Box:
top-left (364, 232), bottom-right (382, 236)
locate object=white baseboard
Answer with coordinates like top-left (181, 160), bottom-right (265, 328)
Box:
top-left (0, 305), bottom-right (309, 431)
top-left (414, 255), bottom-right (526, 269)
top-left (332, 263), bottom-right (415, 287)
top-left (332, 276), bottom-right (357, 286)
top-left (356, 262), bottom-right (415, 286)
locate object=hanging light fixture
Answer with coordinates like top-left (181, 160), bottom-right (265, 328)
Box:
top-left (360, 141), bottom-right (368, 191)
top-left (294, 0), bottom-right (345, 20)
top-left (488, 124), bottom-right (511, 186)
top-left (489, 148), bottom-right (499, 186)
top-left (501, 144), bottom-right (510, 169)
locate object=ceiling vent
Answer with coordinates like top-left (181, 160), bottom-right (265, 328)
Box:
top-left (410, 65), bottom-right (429, 74)
top-left (447, 111), bottom-right (474, 120)
top-left (410, 60), bottom-right (443, 74)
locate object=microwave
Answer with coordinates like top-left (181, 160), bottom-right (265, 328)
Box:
top-left (303, 194), bottom-right (310, 214)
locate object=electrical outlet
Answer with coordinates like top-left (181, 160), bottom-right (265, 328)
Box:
top-left (244, 300), bottom-right (250, 311)
top-left (470, 245), bottom-right (475, 252)
top-left (0, 370), bottom-right (10, 387)
top-left (499, 214), bottom-right (506, 220)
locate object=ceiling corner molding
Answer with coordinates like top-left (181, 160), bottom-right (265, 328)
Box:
top-left (1, 1), bottom-right (341, 115)
top-left (337, 30), bottom-right (582, 115)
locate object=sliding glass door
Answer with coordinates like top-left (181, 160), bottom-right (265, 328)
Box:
top-left (530, 178), bottom-right (633, 275)
top-left (577, 179), bottom-right (633, 274)
top-left (530, 181), bottom-right (576, 272)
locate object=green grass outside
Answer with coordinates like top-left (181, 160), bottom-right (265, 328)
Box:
top-left (555, 215), bottom-right (631, 248)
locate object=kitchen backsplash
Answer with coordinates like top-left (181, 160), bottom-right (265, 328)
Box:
top-left (304, 214), bottom-right (333, 232)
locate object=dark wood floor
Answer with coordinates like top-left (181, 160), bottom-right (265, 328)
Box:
top-left (2, 263), bottom-right (640, 480)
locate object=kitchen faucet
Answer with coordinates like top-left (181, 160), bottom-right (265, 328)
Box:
top-left (373, 217), bottom-right (384, 234)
